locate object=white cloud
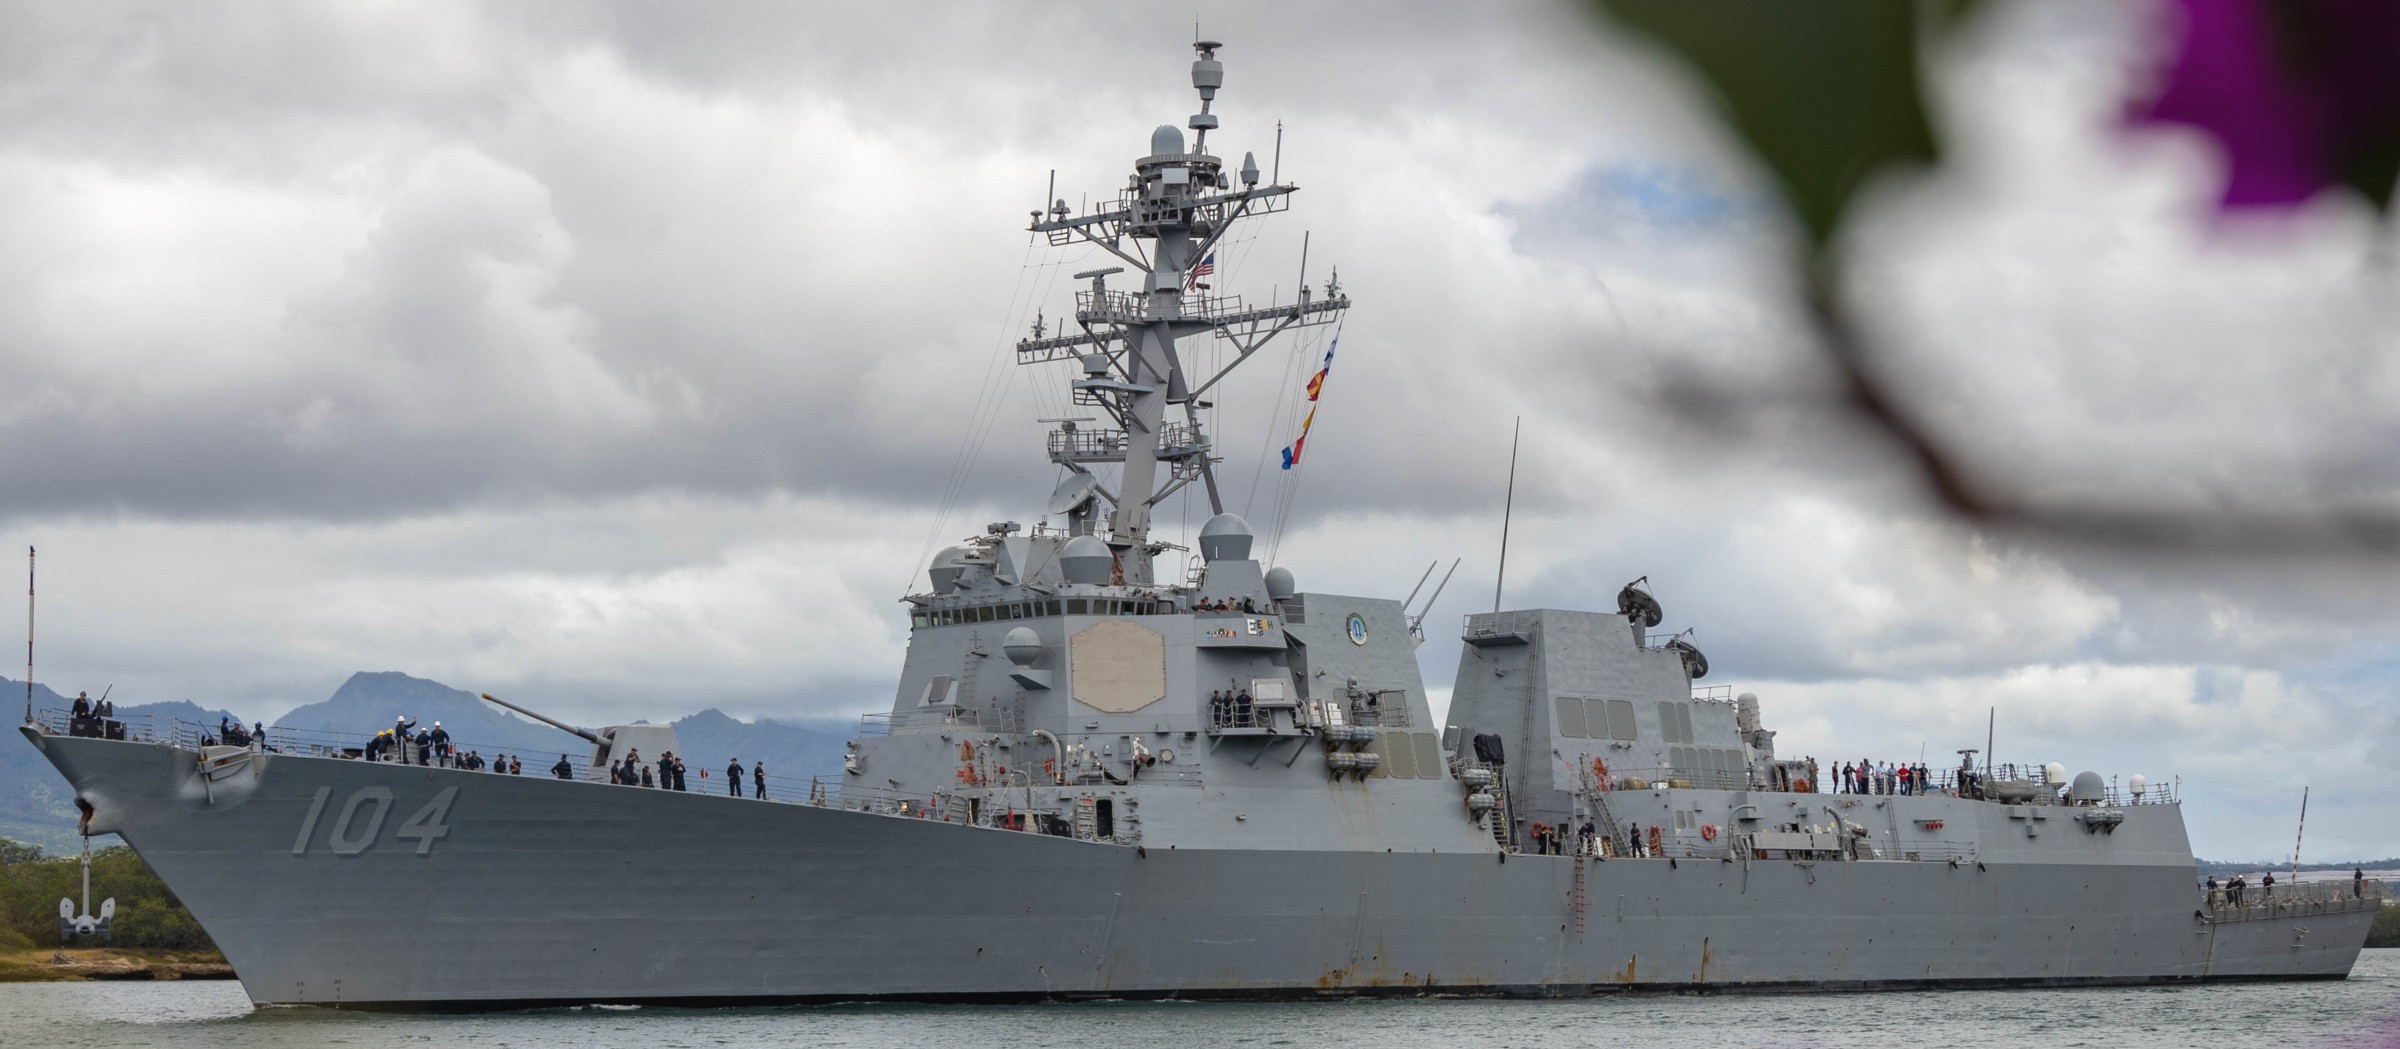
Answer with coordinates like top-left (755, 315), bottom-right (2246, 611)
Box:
top-left (15, 495), bottom-right (920, 726)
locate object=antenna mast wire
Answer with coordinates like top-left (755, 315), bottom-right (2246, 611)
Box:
top-left (1492, 418), bottom-right (1520, 614)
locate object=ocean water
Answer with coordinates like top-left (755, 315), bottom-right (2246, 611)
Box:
top-left (5, 950), bottom-right (2396, 1049)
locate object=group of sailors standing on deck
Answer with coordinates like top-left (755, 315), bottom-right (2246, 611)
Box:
top-left (1196, 596), bottom-right (1258, 613)
top-left (1838, 760), bottom-right (1933, 795)
top-left (208, 715), bottom-right (267, 749)
top-left (1208, 689), bottom-right (1257, 728)
top-left (363, 716), bottom-right (519, 772)
top-left (364, 716), bottom-right (442, 763)
top-left (2206, 871), bottom-right (2277, 907)
top-left (2204, 869), bottom-right (2378, 908)
top-left (608, 748), bottom-right (684, 789)
top-left (602, 750), bottom-right (767, 798)
top-left (1527, 819), bottom-right (1686, 859)
top-left (1528, 820), bottom-right (1606, 856)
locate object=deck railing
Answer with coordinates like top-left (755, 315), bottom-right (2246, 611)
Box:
top-left (1817, 764), bottom-right (2182, 806)
top-left (30, 707), bottom-right (818, 795)
top-left (1460, 610), bottom-right (1540, 641)
top-left (2203, 879), bottom-right (2387, 921)
top-left (862, 706), bottom-right (1022, 737)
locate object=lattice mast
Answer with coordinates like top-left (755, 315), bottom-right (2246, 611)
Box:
top-left (1019, 41), bottom-right (1348, 586)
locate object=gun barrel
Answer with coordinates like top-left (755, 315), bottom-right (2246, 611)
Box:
top-left (478, 692), bottom-right (603, 745)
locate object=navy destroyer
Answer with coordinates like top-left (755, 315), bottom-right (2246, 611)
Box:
top-left (16, 42), bottom-right (2381, 1009)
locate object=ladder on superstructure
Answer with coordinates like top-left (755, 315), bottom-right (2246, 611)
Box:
top-left (1587, 789), bottom-right (1627, 854)
top-left (1569, 854), bottom-right (1588, 934)
top-left (1487, 778), bottom-right (1515, 852)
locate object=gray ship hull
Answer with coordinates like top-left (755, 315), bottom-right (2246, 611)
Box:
top-left (26, 729), bottom-right (2373, 1010)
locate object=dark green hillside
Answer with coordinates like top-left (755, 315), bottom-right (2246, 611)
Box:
top-left (0, 838), bottom-right (216, 953)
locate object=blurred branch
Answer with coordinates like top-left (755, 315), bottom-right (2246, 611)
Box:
top-left (1803, 259), bottom-right (2400, 555)
top-left (1594, 0), bottom-right (2400, 556)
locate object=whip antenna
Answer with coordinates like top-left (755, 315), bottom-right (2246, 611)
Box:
top-left (24, 546), bottom-right (31, 725)
top-left (2291, 786), bottom-right (2309, 887)
top-left (1492, 418), bottom-right (1520, 613)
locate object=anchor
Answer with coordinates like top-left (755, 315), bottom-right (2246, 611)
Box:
top-left (56, 827), bottom-right (115, 944)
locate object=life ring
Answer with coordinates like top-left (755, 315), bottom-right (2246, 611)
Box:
top-left (1701, 823), bottom-right (1719, 842)
top-left (1792, 778), bottom-right (1811, 794)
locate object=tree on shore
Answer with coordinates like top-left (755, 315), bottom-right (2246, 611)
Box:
top-left (0, 839), bottom-right (217, 952)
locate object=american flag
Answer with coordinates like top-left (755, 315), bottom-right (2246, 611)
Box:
top-left (1186, 252), bottom-right (1215, 290)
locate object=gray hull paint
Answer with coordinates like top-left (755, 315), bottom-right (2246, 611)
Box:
top-left (27, 730), bottom-right (2369, 1010)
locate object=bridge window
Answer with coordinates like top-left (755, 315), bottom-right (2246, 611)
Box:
top-left (1607, 700), bottom-right (1637, 740)
top-left (1556, 696), bottom-right (1588, 738)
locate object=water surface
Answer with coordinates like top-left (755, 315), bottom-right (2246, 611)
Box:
top-left (6, 950), bottom-right (2396, 1048)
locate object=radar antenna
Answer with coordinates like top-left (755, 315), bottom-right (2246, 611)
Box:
top-left (1017, 41), bottom-right (1348, 586)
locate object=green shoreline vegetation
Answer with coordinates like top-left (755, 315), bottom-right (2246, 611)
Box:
top-left (1, 838), bottom-right (226, 981)
top-left (2371, 905), bottom-right (2400, 949)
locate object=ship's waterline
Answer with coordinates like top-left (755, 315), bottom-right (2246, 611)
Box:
top-left (3, 953), bottom-right (2397, 1049)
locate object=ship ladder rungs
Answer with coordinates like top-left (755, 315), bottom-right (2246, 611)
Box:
top-left (1570, 854), bottom-right (1588, 934)
top-left (1488, 782), bottom-right (1515, 851)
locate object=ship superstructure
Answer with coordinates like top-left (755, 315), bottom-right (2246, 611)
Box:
top-left (16, 42), bottom-right (2381, 1010)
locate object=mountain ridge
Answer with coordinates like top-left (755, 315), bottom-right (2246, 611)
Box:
top-left (3, 672), bottom-right (852, 853)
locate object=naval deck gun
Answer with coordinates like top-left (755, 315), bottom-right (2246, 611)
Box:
top-left (480, 692), bottom-right (680, 776)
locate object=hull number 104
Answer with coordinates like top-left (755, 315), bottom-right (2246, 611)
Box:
top-left (290, 786), bottom-right (458, 857)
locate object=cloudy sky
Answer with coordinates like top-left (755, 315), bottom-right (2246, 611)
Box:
top-left (4, 1), bottom-right (2394, 861)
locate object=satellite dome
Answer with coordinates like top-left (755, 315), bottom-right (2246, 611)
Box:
top-left (1002, 627), bottom-right (1042, 667)
top-left (1150, 125), bottom-right (1185, 156)
top-left (2068, 771), bottom-right (2106, 804)
top-left (928, 546), bottom-right (974, 594)
top-left (1264, 566), bottom-right (1296, 600)
top-left (2128, 774), bottom-right (2148, 796)
top-left (1197, 513), bottom-right (1254, 562)
top-left (1061, 535), bottom-right (1114, 585)
top-left (2042, 762), bottom-right (2067, 786)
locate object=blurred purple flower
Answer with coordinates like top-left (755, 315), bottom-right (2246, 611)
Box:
top-left (2132, 0), bottom-right (2400, 211)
